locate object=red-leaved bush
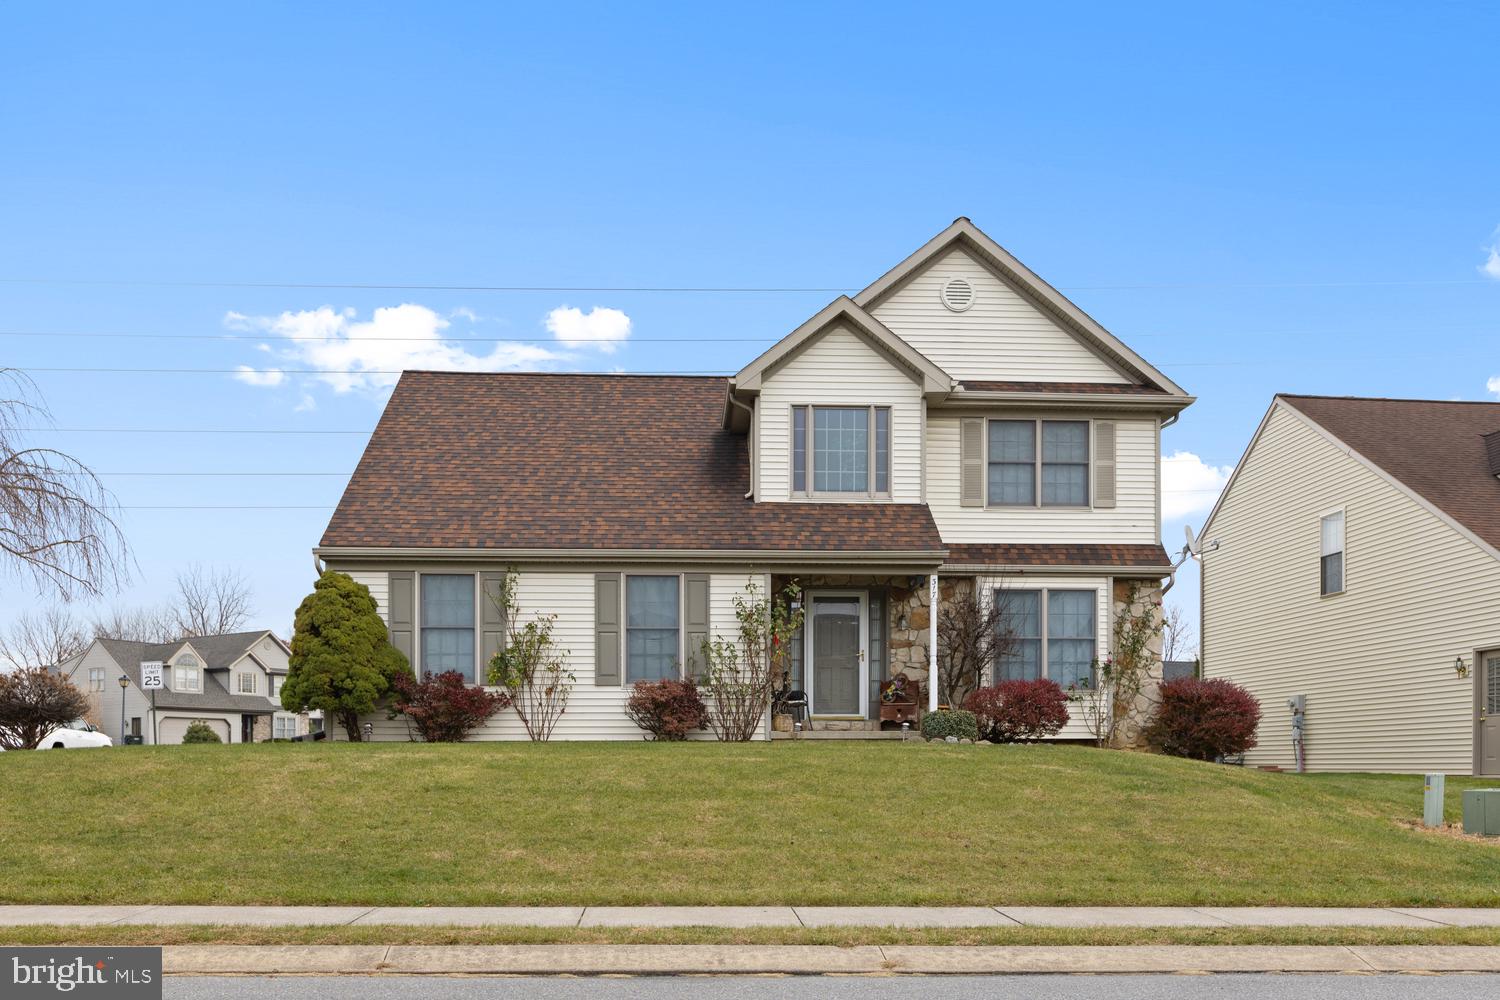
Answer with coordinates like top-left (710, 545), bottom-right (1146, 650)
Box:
top-left (391, 671), bottom-right (509, 743)
top-left (625, 678), bottom-right (709, 741)
top-left (1145, 678), bottom-right (1261, 760)
top-left (964, 679), bottom-right (1070, 743)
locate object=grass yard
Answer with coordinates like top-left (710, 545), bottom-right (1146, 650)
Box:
top-left (2, 741), bottom-right (1499, 907)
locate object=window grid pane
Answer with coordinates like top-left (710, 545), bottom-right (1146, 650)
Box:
top-left (627, 576), bottom-right (680, 682)
top-left (874, 408), bottom-right (889, 494)
top-left (793, 406), bottom-right (807, 493)
top-left (813, 407), bottom-right (869, 492)
top-left (997, 590), bottom-right (1042, 682)
top-left (1041, 421), bottom-right (1089, 506)
top-left (988, 421), bottom-right (1036, 505)
top-left (1047, 590), bottom-right (1096, 689)
top-left (1321, 552), bottom-right (1343, 595)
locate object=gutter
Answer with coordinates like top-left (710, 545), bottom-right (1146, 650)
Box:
top-left (937, 392), bottom-right (1196, 413)
top-left (315, 545), bottom-right (949, 568)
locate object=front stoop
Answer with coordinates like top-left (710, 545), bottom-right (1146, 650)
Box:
top-left (159, 944), bottom-right (1500, 976)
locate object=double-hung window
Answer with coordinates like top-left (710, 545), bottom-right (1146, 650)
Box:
top-left (272, 714), bottom-right (297, 740)
top-left (792, 405), bottom-right (891, 497)
top-left (174, 656), bottom-right (200, 692)
top-left (995, 588), bottom-right (1096, 689)
top-left (237, 672), bottom-right (257, 695)
top-left (626, 575), bottom-right (680, 681)
top-left (1320, 510), bottom-right (1345, 596)
top-left (87, 667), bottom-right (105, 692)
top-left (421, 574), bottom-right (476, 682)
top-left (986, 420), bottom-right (1090, 507)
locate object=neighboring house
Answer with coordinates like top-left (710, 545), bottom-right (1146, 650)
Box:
top-left (317, 218), bottom-right (1194, 741)
top-left (58, 630), bottom-right (310, 745)
top-left (1200, 395), bottom-right (1500, 774)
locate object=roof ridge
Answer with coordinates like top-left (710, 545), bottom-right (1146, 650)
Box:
top-left (1279, 393), bottom-right (1500, 407)
top-left (399, 370), bottom-right (728, 380)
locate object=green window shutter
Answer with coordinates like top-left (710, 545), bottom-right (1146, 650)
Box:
top-left (595, 573), bottom-right (621, 686)
top-left (480, 572), bottom-right (507, 682)
top-left (684, 573), bottom-right (710, 680)
top-left (960, 418), bottom-right (985, 507)
top-left (1093, 420), bottom-right (1117, 509)
top-left (388, 571), bottom-right (414, 663)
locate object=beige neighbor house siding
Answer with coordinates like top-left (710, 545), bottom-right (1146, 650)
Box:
top-left (869, 246), bottom-right (1127, 383)
top-left (337, 568), bottom-right (764, 742)
top-left (926, 413), bottom-right (1159, 544)
top-left (756, 324), bottom-right (924, 503)
top-left (978, 574), bottom-right (1110, 742)
top-left (62, 643), bottom-right (152, 744)
top-left (1201, 403), bottom-right (1500, 774)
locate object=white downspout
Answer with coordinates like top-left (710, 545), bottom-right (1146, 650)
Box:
top-left (928, 573), bottom-right (939, 712)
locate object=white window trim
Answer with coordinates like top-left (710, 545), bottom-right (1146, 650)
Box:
top-left (272, 713), bottom-right (298, 740)
top-left (803, 589), bottom-right (870, 718)
top-left (174, 660), bottom-right (201, 692)
top-left (984, 417), bottom-right (1094, 510)
top-left (88, 667), bottom-right (105, 692)
top-left (414, 571), bottom-right (481, 684)
top-left (622, 572), bottom-right (686, 684)
top-left (992, 586), bottom-right (1099, 689)
top-left (1319, 506), bottom-right (1346, 598)
top-left (790, 404), bottom-right (893, 500)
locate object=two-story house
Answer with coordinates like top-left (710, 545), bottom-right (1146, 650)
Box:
top-left (60, 630), bottom-right (309, 744)
top-left (317, 218), bottom-right (1193, 740)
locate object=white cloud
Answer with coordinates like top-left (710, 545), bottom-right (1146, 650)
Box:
top-left (1488, 376), bottom-right (1500, 399)
top-left (545, 306), bottom-right (632, 353)
top-left (224, 304), bottom-right (564, 394)
top-left (1483, 234), bottom-right (1500, 280)
top-left (1161, 450), bottom-right (1234, 522)
top-left (233, 365), bottom-right (285, 387)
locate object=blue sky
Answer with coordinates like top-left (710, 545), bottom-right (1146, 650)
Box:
top-left (1, 2), bottom-right (1497, 645)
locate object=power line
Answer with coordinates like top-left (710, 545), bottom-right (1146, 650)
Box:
top-left (13, 427), bottom-right (370, 435)
top-left (14, 366), bottom-right (733, 375)
top-left (0, 329), bottom-right (777, 344)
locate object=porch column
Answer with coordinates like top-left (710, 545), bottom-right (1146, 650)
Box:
top-left (928, 573), bottom-right (939, 712)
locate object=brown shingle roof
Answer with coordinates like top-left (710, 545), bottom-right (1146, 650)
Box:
top-left (1280, 395), bottom-right (1500, 553)
top-left (321, 372), bottom-right (945, 555)
top-left (957, 380), bottom-right (1167, 395)
top-left (942, 543), bottom-right (1173, 571)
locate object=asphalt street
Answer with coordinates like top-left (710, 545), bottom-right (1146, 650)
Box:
top-left (167, 974), bottom-right (1500, 1000)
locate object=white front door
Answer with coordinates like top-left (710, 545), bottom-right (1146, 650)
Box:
top-left (807, 591), bottom-right (867, 717)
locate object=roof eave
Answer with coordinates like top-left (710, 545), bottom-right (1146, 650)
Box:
top-left (936, 391), bottom-right (1196, 413)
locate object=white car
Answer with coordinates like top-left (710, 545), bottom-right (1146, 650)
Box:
top-left (37, 721), bottom-right (113, 750)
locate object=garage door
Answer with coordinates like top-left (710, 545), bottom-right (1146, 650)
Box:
top-left (157, 717), bottom-right (230, 745)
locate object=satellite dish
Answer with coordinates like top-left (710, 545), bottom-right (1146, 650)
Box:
top-left (1183, 524), bottom-right (1200, 555)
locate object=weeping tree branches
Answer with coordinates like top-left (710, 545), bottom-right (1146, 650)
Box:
top-left (0, 369), bottom-right (128, 601)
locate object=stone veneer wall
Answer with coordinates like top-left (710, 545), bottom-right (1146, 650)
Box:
top-left (1110, 577), bottom-right (1165, 750)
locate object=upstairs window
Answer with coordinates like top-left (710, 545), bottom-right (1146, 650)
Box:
top-left (987, 420), bottom-right (1090, 507)
top-left (1320, 510), bottom-right (1345, 596)
top-left (791, 405), bottom-right (891, 497)
top-left (237, 672), bottom-right (257, 695)
top-left (174, 656), bottom-right (200, 692)
top-left (88, 667), bottom-right (105, 692)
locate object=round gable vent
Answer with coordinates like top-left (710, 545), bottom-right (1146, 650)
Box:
top-left (940, 276), bottom-right (975, 312)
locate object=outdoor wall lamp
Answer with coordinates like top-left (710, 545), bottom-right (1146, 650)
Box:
top-left (898, 612), bottom-right (909, 630)
top-left (1455, 656), bottom-right (1470, 679)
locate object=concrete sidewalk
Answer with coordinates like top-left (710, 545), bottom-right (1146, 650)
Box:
top-left (3, 905), bottom-right (1499, 928)
top-left (156, 943), bottom-right (1500, 975)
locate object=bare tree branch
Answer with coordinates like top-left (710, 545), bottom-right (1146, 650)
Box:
top-left (0, 606), bottom-right (90, 669)
top-left (934, 578), bottom-right (1018, 708)
top-left (0, 370), bottom-right (129, 600)
top-left (1161, 602), bottom-right (1198, 663)
top-left (90, 604), bottom-right (178, 644)
top-left (171, 563), bottom-right (255, 637)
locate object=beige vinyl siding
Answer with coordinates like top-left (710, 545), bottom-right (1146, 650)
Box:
top-left (63, 643), bottom-right (153, 745)
top-left (340, 568), bottom-right (765, 741)
top-left (1201, 403), bottom-right (1500, 774)
top-left (870, 246), bottom-right (1126, 383)
top-left (979, 575), bottom-right (1108, 741)
top-left (348, 571), bottom-right (389, 619)
top-left (927, 414), bottom-right (1158, 543)
top-left (756, 324), bottom-right (923, 503)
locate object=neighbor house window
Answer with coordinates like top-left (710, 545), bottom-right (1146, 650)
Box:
top-left (987, 420), bottom-right (1090, 507)
top-left (421, 574), bottom-right (476, 683)
top-left (995, 588), bottom-right (1096, 689)
top-left (174, 656), bottom-right (200, 692)
top-left (791, 405), bottom-right (891, 496)
top-left (1320, 510), bottom-right (1345, 596)
top-left (237, 672), bottom-right (256, 695)
top-left (273, 714), bottom-right (297, 740)
top-left (87, 667), bottom-right (105, 692)
top-left (626, 575), bottom-right (679, 681)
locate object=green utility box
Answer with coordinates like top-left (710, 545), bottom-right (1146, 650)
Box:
top-left (1461, 789), bottom-right (1500, 836)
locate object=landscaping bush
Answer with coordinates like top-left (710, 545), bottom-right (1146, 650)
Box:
top-left (624, 678), bottom-right (709, 740)
top-left (965, 679), bottom-right (1070, 743)
top-left (181, 721), bottom-right (222, 744)
top-left (920, 708), bottom-right (978, 742)
top-left (391, 670), bottom-right (509, 743)
top-left (0, 667), bottom-right (90, 751)
top-left (1145, 677), bottom-right (1261, 761)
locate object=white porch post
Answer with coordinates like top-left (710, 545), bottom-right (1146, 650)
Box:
top-left (928, 573), bottom-right (939, 712)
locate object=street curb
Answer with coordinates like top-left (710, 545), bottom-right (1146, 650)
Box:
top-left (160, 944), bottom-right (1500, 976)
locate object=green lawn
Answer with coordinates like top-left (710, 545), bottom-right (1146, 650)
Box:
top-left (2, 742), bottom-right (1498, 907)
